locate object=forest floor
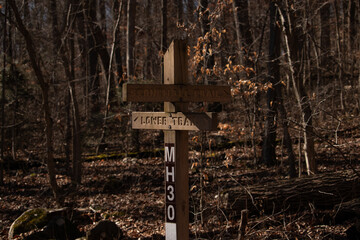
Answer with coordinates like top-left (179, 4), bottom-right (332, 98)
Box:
top-left (1, 115), bottom-right (360, 239)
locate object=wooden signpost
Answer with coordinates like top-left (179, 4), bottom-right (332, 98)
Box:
top-left (123, 40), bottom-right (231, 240)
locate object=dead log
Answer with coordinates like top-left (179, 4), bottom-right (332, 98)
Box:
top-left (226, 170), bottom-right (360, 217)
top-left (334, 199), bottom-right (360, 223)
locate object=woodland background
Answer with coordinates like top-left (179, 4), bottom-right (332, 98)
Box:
top-left (1, 0), bottom-right (360, 239)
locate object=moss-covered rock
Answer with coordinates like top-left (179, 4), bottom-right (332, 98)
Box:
top-left (8, 208), bottom-right (48, 239)
top-left (86, 220), bottom-right (122, 240)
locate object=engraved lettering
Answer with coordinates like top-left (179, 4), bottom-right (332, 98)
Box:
top-left (184, 117), bottom-right (191, 126)
top-left (163, 117), bottom-right (167, 125)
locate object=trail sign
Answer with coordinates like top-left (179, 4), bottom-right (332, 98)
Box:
top-left (123, 40), bottom-right (231, 240)
top-left (131, 112), bottom-right (218, 131)
top-left (123, 84), bottom-right (231, 103)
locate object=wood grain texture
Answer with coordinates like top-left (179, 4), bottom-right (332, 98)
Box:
top-left (132, 112), bottom-right (218, 131)
top-left (122, 84), bottom-right (231, 103)
top-left (164, 40), bottom-right (189, 240)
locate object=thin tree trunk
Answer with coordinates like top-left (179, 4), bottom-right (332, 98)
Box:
top-left (186, 0), bottom-right (194, 24)
top-left (342, 0), bottom-right (350, 74)
top-left (9, 0), bottom-right (61, 203)
top-left (51, 0), bottom-right (83, 184)
top-left (278, 3), bottom-right (316, 175)
top-left (333, 0), bottom-right (344, 110)
top-left (233, 0), bottom-right (259, 164)
top-left (126, 0), bottom-right (139, 152)
top-left (113, 0), bottom-right (123, 88)
top-left (23, 0), bottom-right (30, 27)
top-left (0, 0), bottom-right (7, 186)
top-left (349, 0), bottom-right (358, 77)
top-left (87, 0), bottom-right (100, 115)
top-left (69, 31), bottom-right (82, 184)
top-left (65, 92), bottom-right (72, 172)
top-left (126, 0), bottom-right (136, 79)
top-left (320, 1), bottom-right (331, 72)
top-left (232, 0), bottom-right (254, 69)
top-left (99, 0), bottom-right (106, 32)
top-left (177, 0), bottom-right (183, 24)
top-left (8, 9), bottom-right (17, 162)
top-left (73, 0), bottom-right (89, 120)
top-left (143, 0), bottom-right (151, 80)
top-left (232, 0), bottom-right (243, 66)
top-left (278, 98), bottom-right (296, 178)
top-left (96, 1), bottom-right (122, 155)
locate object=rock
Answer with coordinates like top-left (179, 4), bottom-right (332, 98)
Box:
top-left (29, 215), bottom-right (82, 240)
top-left (8, 208), bottom-right (48, 239)
top-left (9, 208), bottom-right (82, 240)
top-left (87, 220), bottom-right (123, 240)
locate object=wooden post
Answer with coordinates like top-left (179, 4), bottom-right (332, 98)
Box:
top-left (164, 40), bottom-right (189, 240)
top-left (122, 39), bottom-right (231, 239)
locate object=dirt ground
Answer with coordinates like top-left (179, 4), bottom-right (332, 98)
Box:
top-left (1, 138), bottom-right (358, 240)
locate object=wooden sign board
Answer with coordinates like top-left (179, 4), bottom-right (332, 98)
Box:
top-left (123, 84), bottom-right (231, 103)
top-left (132, 112), bottom-right (218, 131)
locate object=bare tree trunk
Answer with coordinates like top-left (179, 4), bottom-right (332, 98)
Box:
top-left (333, 0), bottom-right (344, 110)
top-left (186, 0), bottom-right (194, 24)
top-left (358, 0), bottom-right (360, 112)
top-left (232, 0), bottom-right (254, 68)
top-left (96, 0), bottom-right (123, 155)
top-left (232, 0), bottom-right (262, 165)
top-left (177, 0), bottom-right (183, 24)
top-left (278, 98), bottom-right (296, 178)
top-left (0, 0), bottom-right (7, 186)
top-left (349, 0), bottom-right (358, 77)
top-left (9, 0), bottom-right (61, 203)
top-left (320, 1), bottom-right (331, 72)
top-left (278, 3), bottom-right (316, 175)
top-left (51, 0), bottom-right (83, 184)
top-left (143, 0), bottom-right (152, 80)
top-left (65, 92), bottom-right (72, 171)
top-left (262, 1), bottom-right (280, 166)
top-left (69, 32), bottom-right (82, 184)
top-left (87, 0), bottom-right (100, 115)
top-left (126, 0), bottom-right (139, 152)
top-left (99, 0), bottom-right (106, 32)
top-left (113, 0), bottom-right (123, 88)
top-left (126, 0), bottom-right (136, 79)
top-left (23, 0), bottom-right (30, 27)
top-left (73, 0), bottom-right (89, 120)
top-left (232, 0), bottom-right (243, 66)
top-left (7, 8), bottom-right (17, 162)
